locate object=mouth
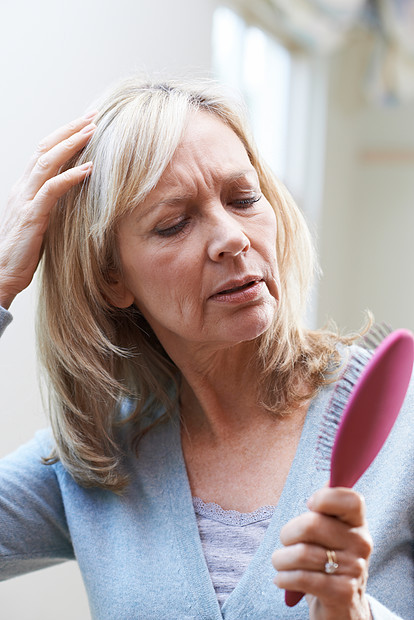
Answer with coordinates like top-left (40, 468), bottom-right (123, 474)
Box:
top-left (209, 277), bottom-right (264, 301)
top-left (216, 279), bottom-right (260, 295)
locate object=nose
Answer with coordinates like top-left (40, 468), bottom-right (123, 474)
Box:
top-left (206, 210), bottom-right (251, 262)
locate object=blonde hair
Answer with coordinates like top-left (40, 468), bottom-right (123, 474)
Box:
top-left (38, 76), bottom-right (343, 491)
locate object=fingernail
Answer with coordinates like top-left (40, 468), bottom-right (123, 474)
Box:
top-left (306, 495), bottom-right (315, 509)
top-left (83, 109), bottom-right (99, 120)
top-left (80, 123), bottom-right (96, 134)
top-left (80, 161), bottom-right (93, 171)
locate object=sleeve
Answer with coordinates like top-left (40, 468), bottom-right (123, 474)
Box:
top-left (0, 430), bottom-right (75, 580)
top-left (0, 306), bottom-right (12, 337)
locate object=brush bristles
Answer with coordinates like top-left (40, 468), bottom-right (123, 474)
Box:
top-left (359, 322), bottom-right (392, 351)
top-left (315, 348), bottom-right (372, 472)
top-left (315, 321), bottom-right (393, 471)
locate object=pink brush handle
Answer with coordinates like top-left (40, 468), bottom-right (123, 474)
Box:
top-left (285, 329), bottom-right (414, 608)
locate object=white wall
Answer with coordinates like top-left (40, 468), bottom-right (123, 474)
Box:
top-left (0, 1), bottom-right (216, 617)
top-left (317, 34), bottom-right (414, 332)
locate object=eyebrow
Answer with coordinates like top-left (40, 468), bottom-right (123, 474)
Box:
top-left (140, 169), bottom-right (259, 218)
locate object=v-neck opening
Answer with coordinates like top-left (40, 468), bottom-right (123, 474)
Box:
top-left (159, 385), bottom-right (332, 618)
top-left (220, 389), bottom-right (328, 614)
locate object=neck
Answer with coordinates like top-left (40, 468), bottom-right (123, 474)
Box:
top-left (174, 340), bottom-right (268, 442)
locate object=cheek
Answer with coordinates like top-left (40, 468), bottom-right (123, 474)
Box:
top-left (259, 211), bottom-right (278, 262)
top-left (124, 249), bottom-right (198, 310)
top-left (259, 212), bottom-right (280, 294)
top-left (259, 200), bottom-right (277, 237)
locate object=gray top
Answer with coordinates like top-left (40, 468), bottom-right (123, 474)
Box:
top-left (193, 497), bottom-right (275, 608)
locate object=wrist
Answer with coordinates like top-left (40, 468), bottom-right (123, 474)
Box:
top-left (0, 293), bottom-right (14, 310)
top-left (0, 281), bottom-right (18, 310)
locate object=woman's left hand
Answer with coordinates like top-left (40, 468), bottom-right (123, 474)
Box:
top-left (272, 487), bottom-right (373, 620)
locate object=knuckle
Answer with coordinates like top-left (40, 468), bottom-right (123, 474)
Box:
top-left (289, 513), bottom-right (319, 543)
top-left (61, 169), bottom-right (73, 183)
top-left (281, 514), bottom-right (315, 544)
top-left (358, 531), bottom-right (373, 558)
top-left (296, 543), bottom-right (309, 563)
top-left (353, 557), bottom-right (368, 579)
top-left (35, 140), bottom-right (48, 155)
top-left (351, 490), bottom-right (366, 513)
top-left (271, 549), bottom-right (286, 571)
top-left (40, 179), bottom-right (56, 198)
top-left (66, 120), bottom-right (78, 133)
top-left (63, 136), bottom-right (76, 150)
top-left (303, 510), bottom-right (320, 533)
top-left (279, 522), bottom-right (291, 544)
top-left (345, 577), bottom-right (360, 601)
top-left (36, 155), bottom-right (49, 170)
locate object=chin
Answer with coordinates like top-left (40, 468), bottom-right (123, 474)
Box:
top-left (224, 302), bottom-right (277, 344)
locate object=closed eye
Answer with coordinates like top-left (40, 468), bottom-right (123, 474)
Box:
top-left (154, 194), bottom-right (262, 236)
top-left (154, 219), bottom-right (189, 237)
top-left (232, 194), bottom-right (262, 208)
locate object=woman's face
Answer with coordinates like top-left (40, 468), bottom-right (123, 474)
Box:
top-left (114, 112), bottom-right (280, 357)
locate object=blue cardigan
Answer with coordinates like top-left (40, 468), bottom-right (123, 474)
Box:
top-left (0, 308), bottom-right (413, 619)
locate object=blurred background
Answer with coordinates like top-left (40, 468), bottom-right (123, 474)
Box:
top-left (1, 0), bottom-right (413, 617)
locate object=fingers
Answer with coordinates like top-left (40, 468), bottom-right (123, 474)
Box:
top-left (278, 489), bottom-right (372, 560)
top-left (0, 158), bottom-right (93, 289)
top-left (272, 488), bottom-right (373, 615)
top-left (32, 161), bottom-right (93, 222)
top-left (280, 487), bottom-right (367, 546)
top-left (272, 543), bottom-right (366, 579)
top-left (23, 110), bottom-right (98, 178)
top-left (307, 487), bottom-right (366, 527)
top-left (23, 121), bottom-right (97, 201)
top-left (274, 565), bottom-right (367, 605)
top-left (0, 112), bottom-right (98, 308)
top-left (0, 157), bottom-right (93, 309)
top-left (272, 536), bottom-right (370, 611)
top-left (279, 512), bottom-right (372, 558)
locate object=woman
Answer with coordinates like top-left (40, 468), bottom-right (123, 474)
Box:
top-left (0, 77), bottom-right (412, 619)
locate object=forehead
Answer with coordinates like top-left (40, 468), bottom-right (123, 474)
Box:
top-left (177, 111), bottom-right (246, 153)
top-left (155, 111), bottom-right (257, 190)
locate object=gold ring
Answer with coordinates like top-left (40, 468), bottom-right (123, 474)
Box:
top-left (324, 549), bottom-right (339, 574)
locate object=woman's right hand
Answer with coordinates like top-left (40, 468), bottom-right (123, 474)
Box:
top-left (0, 112), bottom-right (97, 309)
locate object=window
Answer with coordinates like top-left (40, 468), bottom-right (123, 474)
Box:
top-left (212, 6), bottom-right (291, 180)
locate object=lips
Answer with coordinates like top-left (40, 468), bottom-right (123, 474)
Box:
top-left (211, 277), bottom-right (263, 297)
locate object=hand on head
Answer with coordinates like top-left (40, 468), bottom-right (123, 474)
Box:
top-left (0, 112), bottom-right (96, 309)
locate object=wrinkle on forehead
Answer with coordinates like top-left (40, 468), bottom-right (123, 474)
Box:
top-left (161, 115), bottom-right (256, 183)
top-left (137, 112), bottom-right (260, 217)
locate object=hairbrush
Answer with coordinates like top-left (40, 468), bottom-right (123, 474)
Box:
top-left (285, 328), bottom-right (414, 607)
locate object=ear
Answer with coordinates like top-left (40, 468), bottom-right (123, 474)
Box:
top-left (106, 272), bottom-right (135, 309)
